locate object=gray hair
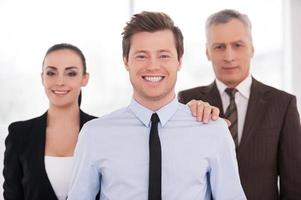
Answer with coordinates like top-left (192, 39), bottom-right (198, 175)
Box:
top-left (205, 9), bottom-right (252, 41)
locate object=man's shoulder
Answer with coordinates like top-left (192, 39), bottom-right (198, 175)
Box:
top-left (253, 79), bottom-right (295, 101)
top-left (175, 104), bottom-right (228, 131)
top-left (178, 85), bottom-right (211, 96)
top-left (173, 105), bottom-right (231, 150)
top-left (84, 107), bottom-right (130, 127)
top-left (177, 83), bottom-right (215, 104)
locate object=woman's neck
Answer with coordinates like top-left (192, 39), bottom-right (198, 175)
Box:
top-left (47, 104), bottom-right (80, 127)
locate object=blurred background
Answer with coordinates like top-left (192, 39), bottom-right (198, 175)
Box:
top-left (0, 0), bottom-right (300, 197)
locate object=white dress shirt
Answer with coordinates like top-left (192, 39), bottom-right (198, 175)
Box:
top-left (68, 98), bottom-right (246, 200)
top-left (215, 74), bottom-right (252, 145)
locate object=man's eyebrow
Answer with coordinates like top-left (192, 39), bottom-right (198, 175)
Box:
top-left (134, 50), bottom-right (148, 54)
top-left (158, 49), bottom-right (172, 53)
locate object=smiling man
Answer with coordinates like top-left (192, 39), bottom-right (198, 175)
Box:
top-left (68, 11), bottom-right (246, 200)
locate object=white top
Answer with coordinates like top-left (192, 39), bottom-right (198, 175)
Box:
top-left (45, 156), bottom-right (73, 200)
top-left (215, 74), bottom-right (252, 145)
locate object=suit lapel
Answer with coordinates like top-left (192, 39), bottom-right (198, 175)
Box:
top-left (28, 112), bottom-right (58, 197)
top-left (30, 112), bottom-right (48, 171)
top-left (238, 78), bottom-right (268, 153)
top-left (22, 110), bottom-right (95, 198)
top-left (201, 82), bottom-right (225, 117)
top-left (32, 112), bottom-right (55, 193)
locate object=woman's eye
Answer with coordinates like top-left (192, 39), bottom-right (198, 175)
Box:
top-left (46, 71), bottom-right (55, 76)
top-left (67, 71), bottom-right (77, 77)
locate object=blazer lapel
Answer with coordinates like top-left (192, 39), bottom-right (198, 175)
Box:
top-left (29, 112), bottom-right (48, 172)
top-left (201, 82), bottom-right (225, 117)
top-left (33, 112), bottom-right (57, 187)
top-left (237, 78), bottom-right (268, 153)
top-left (27, 112), bottom-right (58, 197)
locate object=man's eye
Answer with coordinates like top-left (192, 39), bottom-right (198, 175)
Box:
top-left (160, 54), bottom-right (170, 59)
top-left (136, 55), bottom-right (146, 59)
top-left (214, 45), bottom-right (225, 50)
top-left (234, 43), bottom-right (243, 48)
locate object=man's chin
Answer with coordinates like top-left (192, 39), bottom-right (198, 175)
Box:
top-left (143, 91), bottom-right (176, 102)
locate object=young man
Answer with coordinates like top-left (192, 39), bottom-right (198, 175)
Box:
top-left (68, 11), bottom-right (246, 200)
top-left (178, 9), bottom-right (301, 200)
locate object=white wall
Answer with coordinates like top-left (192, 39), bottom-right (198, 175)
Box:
top-left (1, 0), bottom-right (300, 198)
top-left (284, 0), bottom-right (301, 111)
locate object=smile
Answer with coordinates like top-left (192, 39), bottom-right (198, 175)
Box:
top-left (52, 90), bottom-right (69, 95)
top-left (142, 76), bottom-right (164, 82)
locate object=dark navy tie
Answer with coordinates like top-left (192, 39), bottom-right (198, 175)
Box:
top-left (148, 113), bottom-right (161, 200)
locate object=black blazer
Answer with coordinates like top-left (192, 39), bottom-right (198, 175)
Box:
top-left (178, 78), bottom-right (301, 200)
top-left (3, 110), bottom-right (97, 200)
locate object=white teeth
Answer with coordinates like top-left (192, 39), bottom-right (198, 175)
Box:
top-left (53, 90), bottom-right (68, 95)
top-left (144, 76), bottom-right (163, 82)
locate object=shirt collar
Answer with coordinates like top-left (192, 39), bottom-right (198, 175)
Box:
top-left (128, 97), bottom-right (179, 127)
top-left (215, 74), bottom-right (252, 99)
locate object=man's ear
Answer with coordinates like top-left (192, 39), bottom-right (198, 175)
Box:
top-left (177, 57), bottom-right (182, 71)
top-left (123, 57), bottom-right (129, 71)
top-left (81, 73), bottom-right (89, 87)
top-left (251, 45), bottom-right (255, 58)
top-left (206, 47), bottom-right (211, 61)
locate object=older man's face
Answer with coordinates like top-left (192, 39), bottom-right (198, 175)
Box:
top-left (206, 19), bottom-right (254, 88)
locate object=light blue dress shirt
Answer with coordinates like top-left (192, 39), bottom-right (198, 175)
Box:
top-left (68, 98), bottom-right (246, 200)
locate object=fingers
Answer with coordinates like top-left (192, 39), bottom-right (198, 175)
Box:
top-left (202, 105), bottom-right (220, 123)
top-left (186, 100), bottom-right (221, 123)
top-left (211, 106), bottom-right (220, 120)
top-left (197, 102), bottom-right (210, 123)
top-left (187, 99), bottom-right (199, 117)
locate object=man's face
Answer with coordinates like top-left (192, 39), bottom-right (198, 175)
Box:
top-left (206, 19), bottom-right (254, 88)
top-left (124, 30), bottom-right (182, 109)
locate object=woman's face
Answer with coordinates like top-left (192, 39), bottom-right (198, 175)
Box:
top-left (42, 49), bottom-right (89, 108)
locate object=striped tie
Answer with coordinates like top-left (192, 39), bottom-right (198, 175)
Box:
top-left (225, 88), bottom-right (238, 148)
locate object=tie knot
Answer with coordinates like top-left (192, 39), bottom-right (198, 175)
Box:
top-left (151, 113), bottom-right (160, 124)
top-left (225, 88), bottom-right (238, 99)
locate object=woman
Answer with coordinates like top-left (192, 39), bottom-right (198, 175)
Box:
top-left (3, 43), bottom-right (97, 200)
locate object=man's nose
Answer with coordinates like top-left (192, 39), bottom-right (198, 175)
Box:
top-left (146, 57), bottom-right (161, 70)
top-left (224, 48), bottom-right (235, 62)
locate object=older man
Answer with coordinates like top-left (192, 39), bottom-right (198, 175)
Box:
top-left (178, 9), bottom-right (301, 200)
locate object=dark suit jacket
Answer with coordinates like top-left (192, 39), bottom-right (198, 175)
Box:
top-left (3, 110), bottom-right (97, 200)
top-left (178, 78), bottom-right (301, 200)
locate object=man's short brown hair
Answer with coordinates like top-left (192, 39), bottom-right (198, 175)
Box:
top-left (122, 11), bottom-right (184, 61)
